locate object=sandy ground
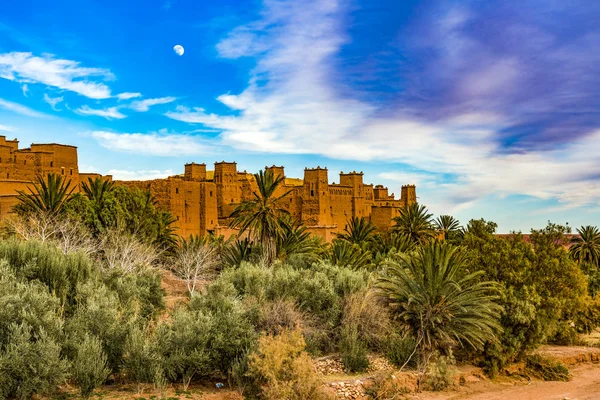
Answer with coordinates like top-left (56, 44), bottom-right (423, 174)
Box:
top-left (413, 362), bottom-right (600, 400)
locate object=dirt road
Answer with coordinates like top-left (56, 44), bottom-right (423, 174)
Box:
top-left (414, 363), bottom-right (600, 400)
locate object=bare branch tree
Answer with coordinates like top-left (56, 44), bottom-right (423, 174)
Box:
top-left (171, 239), bottom-right (218, 295)
top-left (100, 228), bottom-right (158, 274)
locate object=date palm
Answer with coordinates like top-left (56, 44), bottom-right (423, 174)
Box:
top-left (16, 173), bottom-right (75, 216)
top-left (377, 242), bottom-right (501, 389)
top-left (393, 203), bottom-right (435, 245)
top-left (82, 176), bottom-right (115, 206)
top-left (230, 169), bottom-right (291, 265)
top-left (570, 226), bottom-right (600, 270)
top-left (434, 215), bottom-right (461, 240)
top-left (337, 216), bottom-right (377, 247)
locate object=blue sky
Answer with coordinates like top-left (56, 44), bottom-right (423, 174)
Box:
top-left (1, 0), bottom-right (599, 232)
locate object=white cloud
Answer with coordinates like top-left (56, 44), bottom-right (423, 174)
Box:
top-left (0, 97), bottom-right (48, 118)
top-left (164, 0), bottom-right (600, 209)
top-left (20, 83), bottom-right (29, 97)
top-left (130, 96), bottom-right (177, 112)
top-left (43, 93), bottom-right (64, 111)
top-left (0, 52), bottom-right (114, 99)
top-left (75, 105), bottom-right (126, 119)
top-left (0, 124), bottom-right (14, 132)
top-left (90, 131), bottom-right (215, 156)
top-left (116, 92), bottom-right (142, 100)
top-left (107, 169), bottom-right (175, 181)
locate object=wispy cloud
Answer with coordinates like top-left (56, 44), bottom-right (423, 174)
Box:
top-left (75, 105), bottom-right (126, 119)
top-left (0, 124), bottom-right (14, 132)
top-left (90, 130), bottom-right (215, 156)
top-left (43, 93), bottom-right (64, 111)
top-left (106, 169), bottom-right (175, 181)
top-left (0, 52), bottom-right (114, 99)
top-left (130, 96), bottom-right (177, 112)
top-left (116, 92), bottom-right (142, 100)
top-left (165, 0), bottom-right (600, 209)
top-left (0, 97), bottom-right (48, 118)
top-left (20, 83), bottom-right (28, 97)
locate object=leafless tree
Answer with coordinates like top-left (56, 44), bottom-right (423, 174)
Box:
top-left (172, 238), bottom-right (218, 295)
top-left (100, 228), bottom-right (158, 273)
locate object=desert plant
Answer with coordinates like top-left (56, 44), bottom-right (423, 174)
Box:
top-left (0, 323), bottom-right (68, 400)
top-left (392, 203), bottom-right (436, 244)
top-left (71, 333), bottom-right (111, 398)
top-left (172, 236), bottom-right (218, 294)
top-left (570, 225), bottom-right (600, 270)
top-left (122, 326), bottom-right (160, 391)
top-left (230, 169), bottom-right (292, 265)
top-left (337, 216), bottom-right (377, 246)
top-left (377, 242), bottom-right (502, 389)
top-left (525, 354), bottom-right (570, 381)
top-left (328, 239), bottom-right (372, 269)
top-left (434, 215), bottom-right (461, 241)
top-left (15, 173), bottom-right (75, 216)
top-left (247, 329), bottom-right (332, 400)
top-left (340, 324), bottom-right (369, 372)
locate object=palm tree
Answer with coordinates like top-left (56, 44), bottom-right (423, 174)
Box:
top-left (16, 173), bottom-right (75, 216)
top-left (276, 215), bottom-right (324, 261)
top-left (434, 215), bottom-right (461, 240)
top-left (230, 169), bottom-right (291, 265)
top-left (570, 226), bottom-right (600, 271)
top-left (337, 216), bottom-right (377, 246)
top-left (328, 239), bottom-right (372, 269)
top-left (392, 203), bottom-right (435, 244)
top-left (371, 232), bottom-right (416, 256)
top-left (377, 242), bottom-right (501, 389)
top-left (82, 176), bottom-right (115, 206)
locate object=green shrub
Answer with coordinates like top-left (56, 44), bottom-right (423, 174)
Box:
top-left (0, 263), bottom-right (63, 349)
top-left (65, 281), bottom-right (135, 373)
top-left (72, 334), bottom-right (111, 398)
top-left (122, 326), bottom-right (159, 388)
top-left (156, 307), bottom-right (212, 390)
top-left (0, 323), bottom-right (68, 400)
top-left (102, 268), bottom-right (165, 319)
top-left (0, 239), bottom-right (96, 312)
top-left (385, 333), bottom-right (418, 369)
top-left (340, 325), bottom-right (369, 373)
top-left (525, 355), bottom-right (570, 381)
top-left (423, 352), bottom-right (455, 391)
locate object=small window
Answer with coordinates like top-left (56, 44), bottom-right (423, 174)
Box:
top-left (290, 198), bottom-right (292, 203)
top-left (211, 220), bottom-right (214, 224)
top-left (210, 191), bottom-right (213, 196)
top-left (175, 188), bottom-right (179, 194)
top-left (61, 167), bottom-right (65, 175)
top-left (70, 168), bottom-right (73, 176)
top-left (50, 161), bottom-right (54, 167)
top-left (23, 160), bottom-right (26, 165)
top-left (311, 190), bottom-right (314, 196)
top-left (6, 173), bottom-right (9, 179)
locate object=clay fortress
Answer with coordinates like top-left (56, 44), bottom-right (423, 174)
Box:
top-left (0, 136), bottom-right (417, 241)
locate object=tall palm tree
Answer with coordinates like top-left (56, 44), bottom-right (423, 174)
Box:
top-left (377, 242), bottom-right (501, 389)
top-left (16, 173), bottom-right (75, 216)
top-left (230, 169), bottom-right (291, 265)
top-left (82, 176), bottom-right (115, 206)
top-left (276, 215), bottom-right (324, 261)
top-left (570, 226), bottom-right (600, 270)
top-left (392, 203), bottom-right (435, 245)
top-left (371, 232), bottom-right (416, 256)
top-left (337, 216), bottom-right (377, 246)
top-left (328, 239), bottom-right (372, 270)
top-left (434, 215), bottom-right (461, 240)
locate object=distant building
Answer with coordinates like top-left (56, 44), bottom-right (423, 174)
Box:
top-left (0, 136), bottom-right (418, 241)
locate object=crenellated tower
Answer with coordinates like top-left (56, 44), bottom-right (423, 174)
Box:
top-left (302, 166), bottom-right (331, 226)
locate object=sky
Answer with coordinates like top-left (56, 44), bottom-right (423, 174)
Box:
top-left (0, 0), bottom-right (599, 232)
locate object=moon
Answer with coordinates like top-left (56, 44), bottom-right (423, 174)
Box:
top-left (173, 45), bottom-right (184, 56)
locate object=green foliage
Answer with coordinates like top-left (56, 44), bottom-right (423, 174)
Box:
top-left (570, 225), bottom-right (600, 271)
top-left (463, 221), bottom-right (594, 373)
top-left (337, 216), bottom-right (377, 246)
top-left (434, 215), bottom-right (461, 240)
top-left (72, 334), bottom-right (111, 398)
top-left (230, 169), bottom-right (292, 265)
top-left (525, 355), bottom-right (570, 381)
top-left (0, 239), bottom-right (96, 312)
top-left (0, 323), bottom-right (68, 400)
top-left (378, 242), bottom-right (501, 387)
top-left (423, 352), bottom-right (455, 391)
top-left (328, 239), bottom-right (372, 269)
top-left (15, 173), bottom-right (75, 216)
top-left (392, 203), bottom-right (436, 244)
top-left (340, 324), bottom-right (370, 372)
top-left (371, 232), bottom-right (416, 258)
top-left (276, 215), bottom-right (325, 263)
top-left (122, 326), bottom-right (160, 387)
top-left (384, 333), bottom-right (418, 369)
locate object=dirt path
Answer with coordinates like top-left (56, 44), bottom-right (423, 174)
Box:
top-left (413, 363), bottom-right (600, 400)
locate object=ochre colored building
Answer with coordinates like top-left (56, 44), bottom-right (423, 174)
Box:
top-left (0, 136), bottom-right (417, 241)
top-left (122, 162), bottom-right (417, 241)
